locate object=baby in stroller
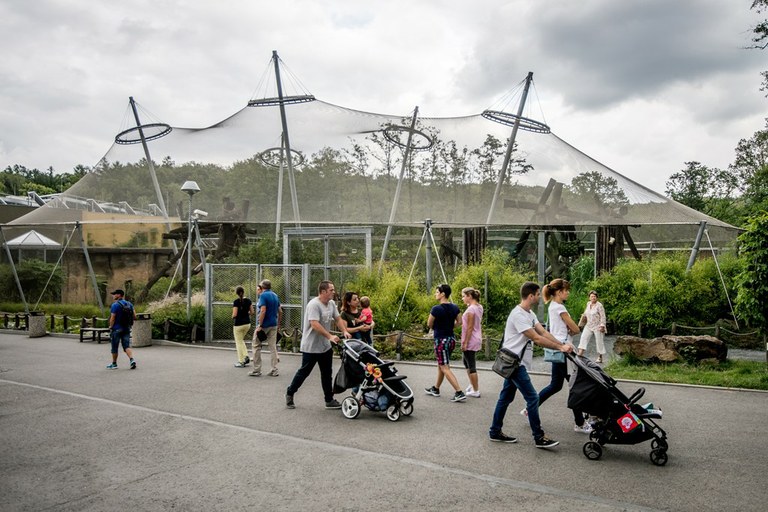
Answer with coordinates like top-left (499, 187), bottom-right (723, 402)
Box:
top-left (567, 353), bottom-right (669, 466)
top-left (334, 340), bottom-right (414, 421)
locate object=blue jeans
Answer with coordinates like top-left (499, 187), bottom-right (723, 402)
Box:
top-left (539, 361), bottom-right (585, 425)
top-left (287, 348), bottom-right (335, 402)
top-left (489, 365), bottom-right (544, 440)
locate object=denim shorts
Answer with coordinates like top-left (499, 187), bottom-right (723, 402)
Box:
top-left (110, 329), bottom-right (131, 354)
top-left (434, 337), bottom-right (456, 366)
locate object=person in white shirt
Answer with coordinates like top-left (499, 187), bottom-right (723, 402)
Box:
top-left (534, 278), bottom-right (591, 434)
top-left (577, 290), bottom-right (607, 363)
top-left (488, 281), bottom-right (573, 448)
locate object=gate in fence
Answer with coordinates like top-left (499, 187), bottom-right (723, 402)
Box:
top-left (205, 263), bottom-right (365, 342)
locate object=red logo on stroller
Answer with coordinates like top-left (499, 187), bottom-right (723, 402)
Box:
top-left (617, 411), bottom-right (642, 433)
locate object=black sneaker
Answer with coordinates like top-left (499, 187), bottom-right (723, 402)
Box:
top-left (243, 356), bottom-right (250, 365)
top-left (129, 359), bottom-right (137, 370)
top-left (489, 432), bottom-right (518, 443)
top-left (534, 435), bottom-right (560, 449)
top-left (285, 394), bottom-right (295, 409)
top-left (325, 399), bottom-right (342, 409)
top-left (451, 391), bottom-right (467, 402)
top-left (424, 386), bottom-right (440, 397)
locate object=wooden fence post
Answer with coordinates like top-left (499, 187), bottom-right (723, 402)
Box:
top-left (671, 322), bottom-right (677, 335)
top-left (396, 331), bottom-right (405, 361)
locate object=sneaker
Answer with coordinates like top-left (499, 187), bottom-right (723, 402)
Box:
top-left (106, 362), bottom-right (118, 370)
top-left (466, 390), bottom-right (481, 398)
top-left (129, 359), bottom-right (137, 370)
top-left (451, 391), bottom-right (467, 402)
top-left (234, 362), bottom-right (247, 368)
top-left (489, 432), bottom-right (518, 443)
top-left (424, 386), bottom-right (440, 397)
top-left (325, 399), bottom-right (342, 409)
top-left (243, 356), bottom-right (250, 365)
top-left (534, 435), bottom-right (560, 449)
top-left (248, 370), bottom-right (262, 377)
top-left (574, 423), bottom-right (593, 434)
top-left (268, 369), bottom-right (279, 377)
top-left (285, 394), bottom-right (295, 409)
top-left (465, 385), bottom-right (474, 394)
top-left (520, 408), bottom-right (528, 417)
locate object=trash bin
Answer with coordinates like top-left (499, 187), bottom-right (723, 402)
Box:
top-left (28, 311), bottom-right (47, 338)
top-left (132, 313), bottom-right (152, 347)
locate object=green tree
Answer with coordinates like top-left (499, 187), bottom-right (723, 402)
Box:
top-left (735, 211), bottom-right (768, 334)
top-left (749, 0), bottom-right (768, 93)
top-left (665, 161), bottom-right (741, 224)
top-left (730, 120), bottom-right (768, 214)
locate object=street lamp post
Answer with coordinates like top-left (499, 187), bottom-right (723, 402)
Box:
top-left (181, 180), bottom-right (200, 321)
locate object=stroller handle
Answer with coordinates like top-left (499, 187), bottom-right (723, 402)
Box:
top-left (627, 387), bottom-right (645, 405)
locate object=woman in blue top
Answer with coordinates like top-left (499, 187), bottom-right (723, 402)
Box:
top-left (424, 284), bottom-right (466, 402)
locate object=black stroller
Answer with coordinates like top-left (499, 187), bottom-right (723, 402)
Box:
top-left (567, 353), bottom-right (669, 466)
top-left (333, 340), bottom-right (414, 421)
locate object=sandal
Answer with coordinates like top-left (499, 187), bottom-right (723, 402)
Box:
top-left (596, 356), bottom-right (603, 363)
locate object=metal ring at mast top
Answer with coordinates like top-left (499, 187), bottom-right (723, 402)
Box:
top-left (247, 95), bottom-right (316, 107)
top-left (481, 110), bottom-right (550, 134)
top-left (114, 123), bottom-right (173, 144)
top-left (382, 124), bottom-right (434, 150)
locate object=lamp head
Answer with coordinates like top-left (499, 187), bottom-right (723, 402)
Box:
top-left (181, 180), bottom-right (200, 195)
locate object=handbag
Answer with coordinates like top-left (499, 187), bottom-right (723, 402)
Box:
top-left (492, 347), bottom-right (521, 379)
top-left (544, 347), bottom-right (565, 363)
top-left (578, 314), bottom-right (587, 328)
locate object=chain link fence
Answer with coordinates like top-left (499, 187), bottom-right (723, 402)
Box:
top-left (205, 263), bottom-right (365, 342)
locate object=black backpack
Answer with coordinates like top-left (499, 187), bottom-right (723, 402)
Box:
top-left (117, 299), bottom-right (134, 327)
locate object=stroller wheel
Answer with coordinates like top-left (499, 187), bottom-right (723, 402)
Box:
top-left (386, 404), bottom-right (401, 422)
top-left (341, 396), bottom-right (360, 419)
top-left (650, 448), bottom-right (668, 466)
top-left (651, 438), bottom-right (668, 451)
top-left (583, 441), bottom-right (603, 461)
top-left (399, 401), bottom-right (414, 416)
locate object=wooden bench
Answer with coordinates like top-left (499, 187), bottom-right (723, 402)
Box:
top-left (80, 327), bottom-right (111, 344)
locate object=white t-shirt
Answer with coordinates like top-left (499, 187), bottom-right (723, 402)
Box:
top-left (548, 301), bottom-right (570, 344)
top-left (501, 305), bottom-right (538, 370)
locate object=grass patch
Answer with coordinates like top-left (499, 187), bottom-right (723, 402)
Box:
top-left (605, 358), bottom-right (768, 391)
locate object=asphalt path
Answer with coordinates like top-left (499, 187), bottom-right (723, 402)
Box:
top-left (1, 332), bottom-right (766, 511)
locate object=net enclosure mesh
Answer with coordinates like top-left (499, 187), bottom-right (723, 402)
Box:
top-left (8, 75), bottom-right (736, 250)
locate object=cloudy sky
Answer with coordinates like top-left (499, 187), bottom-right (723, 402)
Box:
top-left (0, 0), bottom-right (764, 193)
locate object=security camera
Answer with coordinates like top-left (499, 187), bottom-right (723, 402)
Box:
top-left (193, 209), bottom-right (209, 218)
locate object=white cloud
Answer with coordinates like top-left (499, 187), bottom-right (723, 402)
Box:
top-left (0, 0), bottom-right (764, 197)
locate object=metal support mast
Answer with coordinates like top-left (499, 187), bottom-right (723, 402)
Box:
top-left (272, 51), bottom-right (301, 229)
top-left (486, 72), bottom-right (534, 225)
top-left (128, 97), bottom-right (176, 253)
top-left (379, 107), bottom-right (419, 269)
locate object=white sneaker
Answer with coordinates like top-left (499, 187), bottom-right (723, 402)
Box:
top-left (520, 408), bottom-right (528, 417)
top-left (465, 385), bottom-right (474, 394)
top-left (574, 423), bottom-right (593, 434)
top-left (467, 390), bottom-right (481, 398)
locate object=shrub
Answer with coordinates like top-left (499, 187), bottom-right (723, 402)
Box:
top-left (452, 248), bottom-right (534, 332)
top-left (0, 259), bottom-right (63, 303)
top-left (589, 253), bottom-right (742, 336)
top-left (735, 211), bottom-right (768, 334)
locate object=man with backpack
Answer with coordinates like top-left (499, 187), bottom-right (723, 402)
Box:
top-left (106, 289), bottom-right (137, 370)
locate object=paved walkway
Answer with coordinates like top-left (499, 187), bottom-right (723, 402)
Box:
top-left (1, 332), bottom-right (766, 511)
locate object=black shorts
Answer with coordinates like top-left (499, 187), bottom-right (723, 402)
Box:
top-left (462, 350), bottom-right (478, 373)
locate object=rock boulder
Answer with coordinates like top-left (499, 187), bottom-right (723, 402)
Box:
top-left (614, 335), bottom-right (727, 363)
